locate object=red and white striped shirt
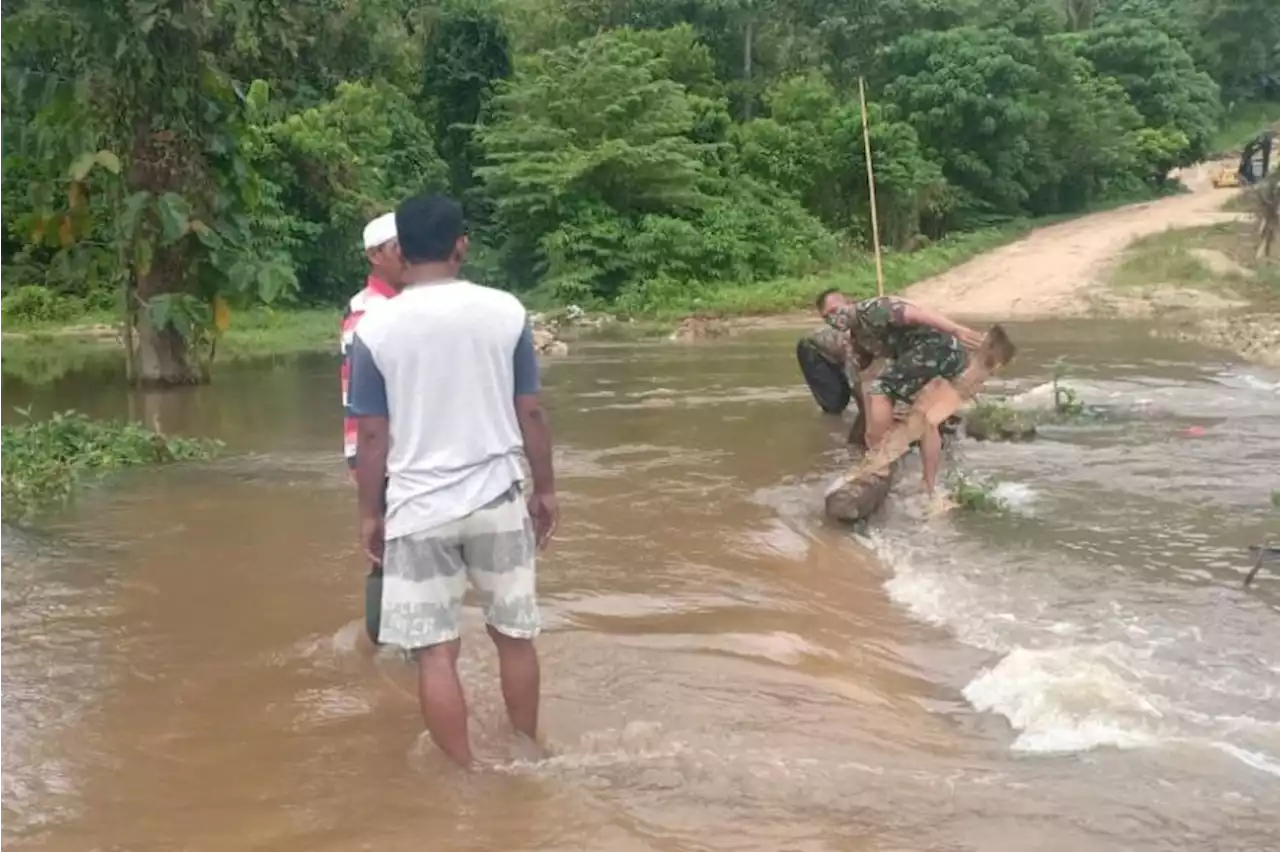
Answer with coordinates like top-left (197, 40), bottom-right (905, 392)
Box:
top-left (341, 276), bottom-right (397, 467)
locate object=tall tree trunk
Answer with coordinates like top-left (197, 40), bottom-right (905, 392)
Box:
top-left (742, 17), bottom-right (754, 122)
top-left (128, 123), bottom-right (207, 388)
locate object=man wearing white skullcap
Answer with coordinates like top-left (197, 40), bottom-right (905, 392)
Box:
top-left (342, 213), bottom-right (401, 474)
top-left (345, 212), bottom-right (403, 646)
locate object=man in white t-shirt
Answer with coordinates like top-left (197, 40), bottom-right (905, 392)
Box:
top-left (346, 193), bottom-right (557, 767)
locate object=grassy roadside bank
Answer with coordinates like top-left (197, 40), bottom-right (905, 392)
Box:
top-left (1108, 220), bottom-right (1279, 306)
top-left (549, 191), bottom-right (1193, 320)
top-left (1104, 219), bottom-right (1280, 367)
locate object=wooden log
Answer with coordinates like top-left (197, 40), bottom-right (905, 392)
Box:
top-left (825, 456), bottom-right (895, 523)
top-left (824, 325), bottom-right (1017, 518)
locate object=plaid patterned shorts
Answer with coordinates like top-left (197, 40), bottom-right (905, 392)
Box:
top-left (379, 486), bottom-right (539, 649)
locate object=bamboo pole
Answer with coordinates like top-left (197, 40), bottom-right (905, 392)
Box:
top-left (857, 77), bottom-right (884, 297)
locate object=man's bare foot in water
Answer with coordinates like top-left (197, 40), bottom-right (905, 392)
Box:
top-left (509, 732), bottom-right (552, 763)
top-left (926, 489), bottom-right (957, 517)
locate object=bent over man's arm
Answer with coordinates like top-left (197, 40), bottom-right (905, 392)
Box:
top-left (512, 322), bottom-right (557, 548)
top-left (897, 301), bottom-right (983, 349)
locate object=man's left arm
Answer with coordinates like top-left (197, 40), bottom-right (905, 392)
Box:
top-left (347, 334), bottom-right (390, 563)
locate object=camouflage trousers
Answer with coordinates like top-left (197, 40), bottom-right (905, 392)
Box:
top-left (804, 325), bottom-right (967, 405)
top-left (869, 337), bottom-right (967, 404)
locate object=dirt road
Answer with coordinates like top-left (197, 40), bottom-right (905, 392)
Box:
top-left (903, 161), bottom-right (1248, 320)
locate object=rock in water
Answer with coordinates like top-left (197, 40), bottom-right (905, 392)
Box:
top-left (963, 414), bottom-right (1037, 442)
top-left (669, 316), bottom-right (732, 342)
top-left (531, 326), bottom-right (569, 357)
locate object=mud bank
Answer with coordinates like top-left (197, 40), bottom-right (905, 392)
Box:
top-left (1156, 313), bottom-right (1280, 368)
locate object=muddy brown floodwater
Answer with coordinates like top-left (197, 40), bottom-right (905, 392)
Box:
top-left (3, 320), bottom-right (1279, 852)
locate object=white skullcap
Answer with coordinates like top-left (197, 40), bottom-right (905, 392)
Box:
top-left (362, 212), bottom-right (397, 250)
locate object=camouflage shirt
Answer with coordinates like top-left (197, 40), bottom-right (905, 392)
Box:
top-left (824, 296), bottom-right (955, 361)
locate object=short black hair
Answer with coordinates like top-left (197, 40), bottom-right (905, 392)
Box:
top-left (815, 287), bottom-right (841, 310)
top-left (395, 193), bottom-right (465, 263)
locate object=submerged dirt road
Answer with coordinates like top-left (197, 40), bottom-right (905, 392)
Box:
top-left (903, 161), bottom-right (1249, 320)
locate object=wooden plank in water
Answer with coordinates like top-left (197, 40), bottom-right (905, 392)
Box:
top-left (824, 325), bottom-right (1017, 503)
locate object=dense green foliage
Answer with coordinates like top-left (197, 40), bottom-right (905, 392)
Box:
top-left (2, 0), bottom-right (1277, 344)
top-left (1, 409), bottom-right (222, 519)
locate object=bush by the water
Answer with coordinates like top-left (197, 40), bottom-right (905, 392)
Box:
top-left (1, 410), bottom-right (222, 520)
top-left (1, 286), bottom-right (97, 325)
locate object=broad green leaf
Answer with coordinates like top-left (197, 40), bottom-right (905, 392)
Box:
top-left (156, 192), bottom-right (193, 246)
top-left (120, 191), bottom-right (152, 240)
top-left (255, 262), bottom-right (297, 304)
top-left (68, 153), bottom-right (96, 182)
top-left (246, 79), bottom-right (270, 114)
top-left (94, 150), bottom-right (122, 175)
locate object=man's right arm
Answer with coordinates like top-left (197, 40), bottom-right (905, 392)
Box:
top-left (512, 322), bottom-right (557, 547)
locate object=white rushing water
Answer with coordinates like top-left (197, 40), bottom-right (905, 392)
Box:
top-left (866, 354), bottom-right (1280, 778)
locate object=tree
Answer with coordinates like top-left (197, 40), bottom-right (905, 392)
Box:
top-left (251, 82), bottom-right (451, 304)
top-left (475, 27), bottom-right (835, 303)
top-left (881, 26), bottom-right (1052, 222)
top-left (1196, 0), bottom-right (1280, 101)
top-left (4, 0), bottom-right (295, 386)
top-left (420, 0), bottom-right (513, 197)
top-left (734, 73), bottom-right (950, 244)
top-left (1024, 40), bottom-right (1149, 211)
top-left (1067, 18), bottom-right (1221, 170)
top-left (475, 29), bottom-right (718, 295)
top-left (211, 0), bottom-right (420, 107)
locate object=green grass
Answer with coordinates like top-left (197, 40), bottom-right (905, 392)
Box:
top-left (214, 307), bottom-right (341, 360)
top-left (1109, 221), bottom-right (1280, 306)
top-left (3, 307), bottom-right (341, 383)
top-left (1210, 101), bottom-right (1280, 157)
top-left (0, 337), bottom-right (124, 385)
top-left (635, 226), bottom-right (1028, 319)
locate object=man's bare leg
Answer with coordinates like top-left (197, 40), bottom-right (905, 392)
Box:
top-left (920, 424), bottom-right (943, 494)
top-left (416, 639), bottom-right (473, 767)
top-left (487, 626), bottom-right (540, 740)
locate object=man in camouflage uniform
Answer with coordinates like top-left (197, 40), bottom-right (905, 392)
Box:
top-left (815, 288), bottom-right (982, 495)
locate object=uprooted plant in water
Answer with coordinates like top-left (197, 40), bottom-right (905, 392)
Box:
top-left (948, 472), bottom-right (1009, 514)
top-left (1, 409), bottom-right (222, 521)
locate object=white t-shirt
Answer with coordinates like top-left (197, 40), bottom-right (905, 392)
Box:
top-left (346, 280), bottom-right (541, 540)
